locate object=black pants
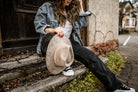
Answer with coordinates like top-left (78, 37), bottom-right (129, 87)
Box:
top-left (41, 34), bottom-right (122, 91)
top-left (70, 39), bottom-right (123, 91)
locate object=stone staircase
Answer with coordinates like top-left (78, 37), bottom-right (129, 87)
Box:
top-left (0, 49), bottom-right (108, 92)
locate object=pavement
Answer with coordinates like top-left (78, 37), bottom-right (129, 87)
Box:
top-left (118, 32), bottom-right (138, 92)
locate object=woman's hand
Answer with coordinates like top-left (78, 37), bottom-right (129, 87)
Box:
top-left (78, 0), bottom-right (84, 12)
top-left (54, 27), bottom-right (64, 37)
top-left (45, 27), bottom-right (64, 37)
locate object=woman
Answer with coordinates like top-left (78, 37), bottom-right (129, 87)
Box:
top-left (34, 0), bottom-right (135, 91)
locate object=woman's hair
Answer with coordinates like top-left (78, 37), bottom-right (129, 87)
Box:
top-left (51, 0), bottom-right (81, 26)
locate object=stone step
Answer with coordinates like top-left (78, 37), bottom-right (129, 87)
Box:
top-left (0, 54), bottom-right (44, 72)
top-left (0, 62), bottom-right (46, 83)
top-left (10, 65), bottom-right (86, 92)
top-left (0, 55), bottom-right (108, 72)
top-left (0, 47), bottom-right (108, 92)
top-left (0, 46), bottom-right (107, 72)
top-left (10, 56), bottom-right (108, 92)
top-left (0, 53), bottom-right (108, 83)
top-left (3, 45), bottom-right (37, 56)
top-left (0, 53), bottom-right (45, 83)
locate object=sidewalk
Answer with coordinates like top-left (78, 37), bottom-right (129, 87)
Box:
top-left (118, 46), bottom-right (138, 92)
top-left (118, 32), bottom-right (138, 92)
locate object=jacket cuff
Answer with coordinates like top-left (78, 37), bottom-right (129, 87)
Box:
top-left (79, 11), bottom-right (92, 17)
top-left (42, 25), bottom-right (51, 34)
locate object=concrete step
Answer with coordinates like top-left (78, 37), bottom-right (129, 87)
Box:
top-left (0, 54), bottom-right (108, 83)
top-left (0, 53), bottom-right (45, 83)
top-left (10, 65), bottom-right (86, 92)
top-left (0, 54), bottom-right (44, 72)
top-left (10, 56), bottom-right (108, 92)
top-left (0, 51), bottom-right (108, 92)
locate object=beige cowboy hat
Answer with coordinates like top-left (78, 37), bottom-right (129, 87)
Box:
top-left (44, 34), bottom-right (74, 74)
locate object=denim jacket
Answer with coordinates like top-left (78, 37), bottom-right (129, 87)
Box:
top-left (34, 2), bottom-right (92, 54)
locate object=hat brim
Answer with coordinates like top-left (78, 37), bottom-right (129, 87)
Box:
top-left (46, 35), bottom-right (74, 74)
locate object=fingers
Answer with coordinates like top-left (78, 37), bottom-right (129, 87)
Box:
top-left (58, 30), bottom-right (64, 37)
top-left (57, 31), bottom-right (64, 37)
top-left (55, 27), bottom-right (64, 37)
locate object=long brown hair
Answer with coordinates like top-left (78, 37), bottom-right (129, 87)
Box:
top-left (51, 0), bottom-right (80, 26)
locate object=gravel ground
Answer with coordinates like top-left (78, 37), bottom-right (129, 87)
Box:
top-left (118, 32), bottom-right (138, 92)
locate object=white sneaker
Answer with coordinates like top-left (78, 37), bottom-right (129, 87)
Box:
top-left (114, 84), bottom-right (135, 92)
top-left (62, 67), bottom-right (74, 76)
top-left (114, 88), bottom-right (135, 92)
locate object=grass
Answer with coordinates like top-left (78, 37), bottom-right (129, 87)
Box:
top-left (105, 52), bottom-right (125, 75)
top-left (48, 52), bottom-right (125, 92)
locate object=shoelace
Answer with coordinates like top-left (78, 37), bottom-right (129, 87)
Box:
top-left (119, 84), bottom-right (130, 90)
top-left (64, 67), bottom-right (72, 72)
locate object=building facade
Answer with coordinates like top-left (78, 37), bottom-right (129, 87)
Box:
top-left (87, 0), bottom-right (119, 55)
top-left (0, 0), bottom-right (119, 56)
top-left (120, 1), bottom-right (136, 31)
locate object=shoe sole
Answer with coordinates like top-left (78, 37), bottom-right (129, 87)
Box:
top-left (62, 72), bottom-right (74, 76)
top-left (114, 88), bottom-right (135, 92)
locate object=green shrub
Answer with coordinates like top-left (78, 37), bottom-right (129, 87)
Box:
top-left (120, 29), bottom-right (129, 34)
top-left (105, 52), bottom-right (125, 75)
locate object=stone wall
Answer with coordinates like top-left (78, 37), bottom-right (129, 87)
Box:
top-left (87, 0), bottom-right (119, 45)
top-left (86, 0), bottom-right (119, 55)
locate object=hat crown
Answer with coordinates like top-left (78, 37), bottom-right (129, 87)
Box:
top-left (54, 44), bottom-right (73, 67)
top-left (45, 34), bottom-right (74, 74)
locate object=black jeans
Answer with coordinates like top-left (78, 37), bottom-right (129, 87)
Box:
top-left (41, 34), bottom-right (122, 91)
top-left (70, 38), bottom-right (123, 91)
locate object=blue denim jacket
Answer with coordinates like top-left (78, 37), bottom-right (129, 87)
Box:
top-left (34, 2), bottom-right (92, 54)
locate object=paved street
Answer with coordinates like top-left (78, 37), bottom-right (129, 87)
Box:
top-left (118, 32), bottom-right (138, 92)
